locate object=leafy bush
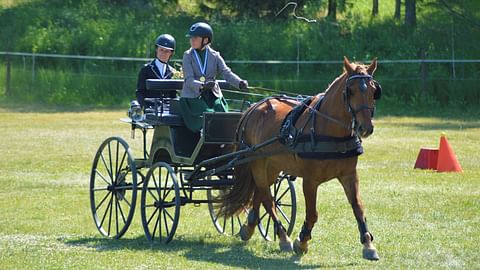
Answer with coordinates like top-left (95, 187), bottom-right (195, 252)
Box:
top-left (0, 0), bottom-right (479, 110)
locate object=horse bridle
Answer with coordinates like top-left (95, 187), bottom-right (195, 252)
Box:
top-left (344, 74), bottom-right (381, 133)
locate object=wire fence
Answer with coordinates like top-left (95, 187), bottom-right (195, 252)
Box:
top-left (1, 51), bottom-right (479, 105)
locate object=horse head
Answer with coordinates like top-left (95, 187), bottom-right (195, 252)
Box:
top-left (343, 57), bottom-right (381, 138)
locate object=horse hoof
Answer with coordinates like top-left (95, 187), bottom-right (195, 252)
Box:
top-left (363, 248), bottom-right (380, 261)
top-left (279, 240), bottom-right (293, 252)
top-left (239, 225), bottom-right (252, 241)
top-left (293, 238), bottom-right (308, 255)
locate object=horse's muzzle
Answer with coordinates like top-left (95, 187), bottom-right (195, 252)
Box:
top-left (358, 124), bottom-right (374, 138)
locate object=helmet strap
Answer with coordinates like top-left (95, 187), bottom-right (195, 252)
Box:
top-left (200, 37), bottom-right (210, 50)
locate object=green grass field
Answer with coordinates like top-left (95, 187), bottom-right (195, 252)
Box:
top-left (0, 108), bottom-right (479, 269)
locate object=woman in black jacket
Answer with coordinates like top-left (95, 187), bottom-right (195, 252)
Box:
top-left (136, 34), bottom-right (176, 107)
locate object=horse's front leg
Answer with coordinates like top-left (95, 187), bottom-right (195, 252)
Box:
top-left (293, 178), bottom-right (318, 255)
top-left (339, 173), bottom-right (380, 260)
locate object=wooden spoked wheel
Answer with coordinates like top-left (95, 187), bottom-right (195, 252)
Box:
top-left (207, 176), bottom-right (246, 236)
top-left (141, 162), bottom-right (181, 243)
top-left (90, 137), bottom-right (137, 239)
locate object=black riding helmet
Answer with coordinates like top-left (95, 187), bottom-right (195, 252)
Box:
top-left (155, 34), bottom-right (176, 51)
top-left (186, 22), bottom-right (213, 44)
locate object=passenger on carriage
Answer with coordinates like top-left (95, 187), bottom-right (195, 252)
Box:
top-left (180, 22), bottom-right (248, 132)
top-left (136, 34), bottom-right (177, 107)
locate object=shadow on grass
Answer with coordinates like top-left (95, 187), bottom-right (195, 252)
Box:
top-left (61, 235), bottom-right (357, 269)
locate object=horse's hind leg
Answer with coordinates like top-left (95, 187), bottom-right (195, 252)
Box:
top-left (239, 188), bottom-right (262, 241)
top-left (339, 173), bottom-right (380, 261)
top-left (260, 187), bottom-right (293, 252)
top-left (293, 178), bottom-right (319, 255)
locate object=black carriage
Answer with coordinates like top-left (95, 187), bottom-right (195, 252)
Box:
top-left (89, 80), bottom-right (297, 243)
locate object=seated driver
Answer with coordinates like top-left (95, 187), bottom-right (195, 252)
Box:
top-left (136, 34), bottom-right (176, 107)
top-left (180, 22), bottom-right (248, 132)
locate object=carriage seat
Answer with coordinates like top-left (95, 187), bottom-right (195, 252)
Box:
top-left (143, 79), bottom-right (235, 127)
top-left (143, 98), bottom-right (184, 126)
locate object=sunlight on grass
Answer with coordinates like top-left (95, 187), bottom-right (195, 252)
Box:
top-left (0, 109), bottom-right (479, 269)
top-left (0, 0), bottom-right (31, 8)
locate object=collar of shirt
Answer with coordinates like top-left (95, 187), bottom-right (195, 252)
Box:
top-left (154, 58), bottom-right (167, 78)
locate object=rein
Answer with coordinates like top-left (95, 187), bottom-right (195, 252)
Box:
top-left (344, 74), bottom-right (377, 134)
top-left (296, 73), bottom-right (377, 136)
top-left (301, 96), bottom-right (352, 132)
top-left (236, 73), bottom-right (378, 149)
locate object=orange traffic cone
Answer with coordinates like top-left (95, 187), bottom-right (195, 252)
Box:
top-left (414, 148), bottom-right (438, 170)
top-left (437, 133), bottom-right (463, 173)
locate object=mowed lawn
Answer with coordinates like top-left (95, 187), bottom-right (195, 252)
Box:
top-left (0, 108), bottom-right (479, 269)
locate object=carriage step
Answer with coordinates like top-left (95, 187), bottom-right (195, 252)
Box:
top-left (186, 179), bottom-right (235, 187)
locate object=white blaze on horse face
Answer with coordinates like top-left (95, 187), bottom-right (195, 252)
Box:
top-left (349, 77), bottom-right (375, 138)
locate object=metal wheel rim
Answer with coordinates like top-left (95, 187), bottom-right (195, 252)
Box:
top-left (207, 184), bottom-right (244, 236)
top-left (141, 162), bottom-right (180, 243)
top-left (89, 137), bottom-right (137, 239)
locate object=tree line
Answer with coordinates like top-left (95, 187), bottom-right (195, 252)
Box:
top-left (98, 0), bottom-right (477, 30)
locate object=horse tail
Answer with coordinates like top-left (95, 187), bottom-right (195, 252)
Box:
top-left (216, 162), bottom-right (256, 218)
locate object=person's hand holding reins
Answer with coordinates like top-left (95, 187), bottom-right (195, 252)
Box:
top-left (201, 81), bottom-right (216, 91)
top-left (239, 80), bottom-right (248, 90)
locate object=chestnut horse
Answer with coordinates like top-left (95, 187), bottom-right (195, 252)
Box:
top-left (218, 57), bottom-right (380, 260)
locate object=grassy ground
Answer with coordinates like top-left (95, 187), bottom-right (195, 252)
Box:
top-left (0, 108), bottom-right (479, 269)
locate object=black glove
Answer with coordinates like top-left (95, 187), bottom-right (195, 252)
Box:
top-left (239, 80), bottom-right (248, 90)
top-left (202, 81), bottom-right (216, 91)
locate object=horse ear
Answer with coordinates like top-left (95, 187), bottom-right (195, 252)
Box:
top-left (343, 56), bottom-right (354, 74)
top-left (367, 57), bottom-right (377, 75)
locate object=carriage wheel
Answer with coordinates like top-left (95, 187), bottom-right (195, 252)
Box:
top-left (90, 137), bottom-right (137, 239)
top-left (141, 162), bottom-right (180, 243)
top-left (207, 179), bottom-right (246, 236)
top-left (258, 173), bottom-right (297, 241)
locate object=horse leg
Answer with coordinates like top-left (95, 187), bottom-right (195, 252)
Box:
top-left (293, 178), bottom-right (318, 255)
top-left (239, 188), bottom-right (262, 241)
top-left (260, 187), bottom-right (293, 252)
top-left (338, 173), bottom-right (380, 261)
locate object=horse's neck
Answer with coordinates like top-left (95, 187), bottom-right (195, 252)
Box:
top-left (314, 73), bottom-right (352, 137)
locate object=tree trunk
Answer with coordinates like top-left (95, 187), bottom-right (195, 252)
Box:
top-left (328, 0), bottom-right (337, 20)
top-left (405, 0), bottom-right (416, 27)
top-left (394, 0), bottom-right (401, 19)
top-left (372, 0), bottom-right (379, 17)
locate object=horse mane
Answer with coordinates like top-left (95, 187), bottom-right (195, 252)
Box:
top-left (324, 72), bottom-right (347, 95)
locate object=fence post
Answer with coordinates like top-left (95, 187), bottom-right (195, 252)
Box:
top-left (32, 53), bottom-right (36, 84)
top-left (296, 35), bottom-right (300, 78)
top-left (450, 18), bottom-right (456, 80)
top-left (5, 52), bottom-right (11, 97)
top-left (420, 49), bottom-right (428, 98)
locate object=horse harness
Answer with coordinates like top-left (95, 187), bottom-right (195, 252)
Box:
top-left (279, 95), bottom-right (364, 160)
top-left (235, 74), bottom-right (382, 160)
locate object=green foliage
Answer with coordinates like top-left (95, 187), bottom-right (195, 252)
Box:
top-left (201, 0), bottom-right (308, 19)
top-left (0, 0), bottom-right (479, 108)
